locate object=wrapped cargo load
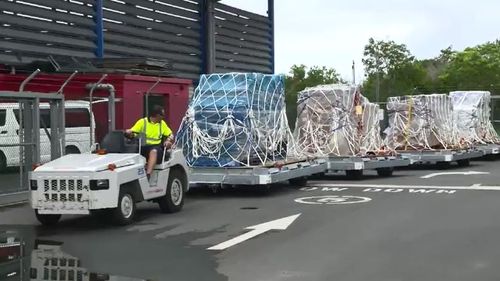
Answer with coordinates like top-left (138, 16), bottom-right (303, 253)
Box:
top-left (450, 91), bottom-right (500, 144)
top-left (176, 73), bottom-right (294, 167)
top-left (384, 94), bottom-right (458, 150)
top-left (293, 84), bottom-right (383, 157)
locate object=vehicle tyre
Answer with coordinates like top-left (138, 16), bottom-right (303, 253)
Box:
top-left (346, 169), bottom-right (363, 180)
top-left (457, 159), bottom-right (470, 167)
top-left (35, 210), bottom-right (61, 226)
top-left (0, 152), bottom-right (6, 172)
top-left (376, 167), bottom-right (394, 177)
top-left (289, 177), bottom-right (308, 187)
top-left (158, 168), bottom-right (186, 213)
top-left (111, 191), bottom-right (136, 225)
top-left (65, 146), bottom-right (81, 154)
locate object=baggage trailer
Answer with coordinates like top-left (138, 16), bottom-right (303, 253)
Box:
top-left (399, 148), bottom-right (484, 168)
top-left (323, 156), bottom-right (411, 179)
top-left (189, 159), bottom-right (327, 188)
top-left (475, 144), bottom-right (500, 156)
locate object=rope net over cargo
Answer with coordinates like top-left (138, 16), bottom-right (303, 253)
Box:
top-left (293, 84), bottom-right (383, 157)
top-left (450, 91), bottom-right (500, 144)
top-left (176, 73), bottom-right (296, 167)
top-left (384, 94), bottom-right (459, 150)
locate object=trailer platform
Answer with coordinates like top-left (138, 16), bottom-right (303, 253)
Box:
top-left (475, 144), bottom-right (500, 156)
top-left (189, 159), bottom-right (327, 187)
top-left (324, 156), bottom-right (411, 179)
top-left (399, 148), bottom-right (484, 167)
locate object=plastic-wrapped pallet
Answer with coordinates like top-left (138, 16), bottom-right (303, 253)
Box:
top-left (293, 84), bottom-right (383, 157)
top-left (384, 94), bottom-right (458, 150)
top-left (176, 73), bottom-right (294, 167)
top-left (450, 91), bottom-right (500, 144)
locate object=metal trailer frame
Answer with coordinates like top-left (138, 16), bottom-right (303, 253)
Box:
top-left (398, 148), bottom-right (484, 165)
top-left (323, 156), bottom-right (411, 178)
top-left (189, 159), bottom-right (327, 186)
top-left (474, 144), bottom-right (500, 156)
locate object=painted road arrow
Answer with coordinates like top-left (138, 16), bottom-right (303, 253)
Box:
top-left (207, 214), bottom-right (301, 251)
top-left (421, 171), bottom-right (490, 179)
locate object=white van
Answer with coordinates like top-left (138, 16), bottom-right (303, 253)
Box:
top-left (0, 101), bottom-right (94, 170)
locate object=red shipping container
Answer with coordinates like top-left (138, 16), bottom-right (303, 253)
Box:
top-left (0, 73), bottom-right (191, 142)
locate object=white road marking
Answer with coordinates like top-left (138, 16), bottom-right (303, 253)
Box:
top-left (420, 171), bottom-right (490, 179)
top-left (307, 183), bottom-right (500, 191)
top-left (295, 195), bottom-right (371, 205)
top-left (207, 214), bottom-right (301, 251)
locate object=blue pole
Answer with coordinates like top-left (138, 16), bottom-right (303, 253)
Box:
top-left (94, 0), bottom-right (104, 58)
top-left (267, 0), bottom-right (275, 73)
top-left (199, 0), bottom-right (207, 74)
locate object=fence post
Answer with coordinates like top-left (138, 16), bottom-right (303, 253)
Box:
top-left (94, 0), bottom-right (104, 58)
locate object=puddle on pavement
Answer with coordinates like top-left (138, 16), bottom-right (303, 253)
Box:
top-left (0, 229), bottom-right (152, 281)
top-left (240, 207), bottom-right (259, 210)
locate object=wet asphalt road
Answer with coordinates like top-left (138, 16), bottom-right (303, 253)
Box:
top-left (0, 168), bottom-right (22, 194)
top-left (1, 157), bottom-right (500, 281)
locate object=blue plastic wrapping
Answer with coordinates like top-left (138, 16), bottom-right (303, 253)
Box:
top-left (176, 73), bottom-right (291, 167)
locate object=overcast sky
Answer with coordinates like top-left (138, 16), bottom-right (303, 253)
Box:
top-left (221, 0), bottom-right (500, 82)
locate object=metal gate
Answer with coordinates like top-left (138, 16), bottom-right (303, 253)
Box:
top-left (0, 75), bottom-right (65, 206)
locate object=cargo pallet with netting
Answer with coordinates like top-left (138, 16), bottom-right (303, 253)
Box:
top-left (450, 91), bottom-right (500, 158)
top-left (177, 73), bottom-right (324, 188)
top-left (385, 94), bottom-right (485, 167)
top-left (293, 84), bottom-right (410, 180)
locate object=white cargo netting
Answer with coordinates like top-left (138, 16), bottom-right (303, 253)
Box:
top-left (293, 84), bottom-right (383, 157)
top-left (384, 94), bottom-right (459, 150)
top-left (450, 91), bottom-right (500, 144)
top-left (176, 73), bottom-right (297, 167)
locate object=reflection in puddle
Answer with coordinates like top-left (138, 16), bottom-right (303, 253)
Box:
top-left (1, 230), bottom-right (151, 281)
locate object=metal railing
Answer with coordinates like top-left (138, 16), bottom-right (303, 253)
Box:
top-left (0, 72), bottom-right (65, 206)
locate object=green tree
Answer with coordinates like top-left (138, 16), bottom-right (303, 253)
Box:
top-left (439, 40), bottom-right (500, 93)
top-left (285, 64), bottom-right (342, 129)
top-left (362, 38), bottom-right (426, 101)
top-left (362, 37), bottom-right (414, 76)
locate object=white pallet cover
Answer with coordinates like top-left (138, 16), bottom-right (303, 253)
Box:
top-left (450, 91), bottom-right (500, 144)
top-left (293, 84), bottom-right (383, 156)
top-left (384, 94), bottom-right (459, 150)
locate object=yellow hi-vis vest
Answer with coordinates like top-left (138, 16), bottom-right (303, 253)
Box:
top-left (130, 117), bottom-right (172, 145)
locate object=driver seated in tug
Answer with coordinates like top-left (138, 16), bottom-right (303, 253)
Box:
top-left (125, 106), bottom-right (174, 178)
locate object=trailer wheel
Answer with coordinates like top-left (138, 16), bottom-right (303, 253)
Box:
top-left (258, 184), bottom-right (272, 195)
top-left (346, 169), bottom-right (363, 180)
top-left (485, 154), bottom-right (497, 161)
top-left (436, 161), bottom-right (451, 170)
top-left (158, 168), bottom-right (186, 213)
top-left (35, 210), bottom-right (61, 226)
top-left (376, 167), bottom-right (394, 177)
top-left (111, 191), bottom-right (136, 225)
top-left (289, 177), bottom-right (308, 187)
top-left (457, 159), bottom-right (470, 167)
